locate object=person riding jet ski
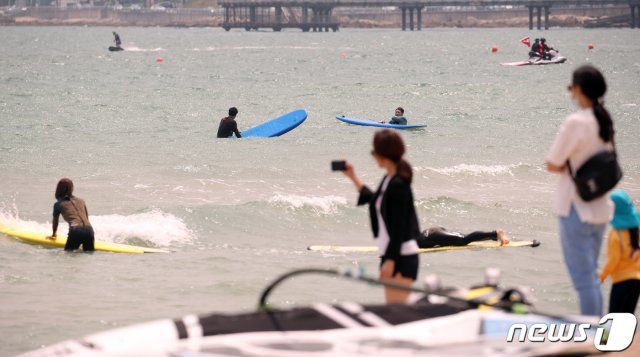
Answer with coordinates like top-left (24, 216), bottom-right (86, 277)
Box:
top-left (529, 38), bottom-right (542, 59)
top-left (540, 38), bottom-right (556, 60)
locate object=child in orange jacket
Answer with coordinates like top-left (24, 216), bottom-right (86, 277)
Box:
top-left (600, 190), bottom-right (640, 314)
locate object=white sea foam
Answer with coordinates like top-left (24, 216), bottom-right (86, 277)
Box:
top-left (0, 209), bottom-right (192, 247)
top-left (90, 210), bottom-right (192, 246)
top-left (191, 46), bottom-right (323, 51)
top-left (122, 46), bottom-right (165, 52)
top-left (268, 194), bottom-right (347, 215)
top-left (420, 164), bottom-right (520, 177)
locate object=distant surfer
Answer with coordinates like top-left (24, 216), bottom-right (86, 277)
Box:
top-left (217, 107), bottom-right (242, 138)
top-left (381, 107), bottom-right (407, 125)
top-left (46, 178), bottom-right (95, 252)
top-left (113, 31), bottom-right (122, 48)
top-left (417, 227), bottom-right (510, 249)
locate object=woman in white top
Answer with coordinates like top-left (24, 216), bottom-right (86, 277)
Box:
top-left (546, 65), bottom-right (615, 316)
top-left (342, 130), bottom-right (421, 304)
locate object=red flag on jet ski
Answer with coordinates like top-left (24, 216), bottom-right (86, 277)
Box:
top-left (520, 36), bottom-right (531, 47)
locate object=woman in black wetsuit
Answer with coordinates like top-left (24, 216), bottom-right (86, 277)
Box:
top-left (417, 227), bottom-right (510, 249)
top-left (341, 129), bottom-right (420, 304)
top-left (47, 178), bottom-right (95, 252)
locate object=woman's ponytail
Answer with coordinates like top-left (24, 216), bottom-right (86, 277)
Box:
top-left (396, 159), bottom-right (413, 184)
top-left (593, 102), bottom-right (614, 143)
top-left (572, 65), bottom-right (614, 143)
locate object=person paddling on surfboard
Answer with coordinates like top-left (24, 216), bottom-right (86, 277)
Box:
top-left (217, 107), bottom-right (242, 138)
top-left (46, 178), bottom-right (95, 252)
top-left (113, 32), bottom-right (122, 48)
top-left (417, 227), bottom-right (510, 249)
top-left (381, 107), bottom-right (407, 125)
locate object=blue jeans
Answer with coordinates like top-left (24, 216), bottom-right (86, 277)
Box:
top-left (559, 205), bottom-right (606, 316)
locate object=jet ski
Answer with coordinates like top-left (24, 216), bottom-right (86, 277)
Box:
top-left (502, 50), bottom-right (566, 66)
top-left (18, 268), bottom-right (607, 356)
top-left (108, 46), bottom-right (124, 52)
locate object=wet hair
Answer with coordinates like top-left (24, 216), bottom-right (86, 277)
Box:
top-left (55, 178), bottom-right (74, 200)
top-left (395, 107), bottom-right (404, 114)
top-left (572, 65), bottom-right (614, 143)
top-left (228, 107), bottom-right (238, 116)
top-left (372, 129), bottom-right (413, 184)
top-left (541, 38), bottom-right (546, 42)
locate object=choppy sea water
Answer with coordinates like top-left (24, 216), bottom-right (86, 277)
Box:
top-left (1, 26), bottom-right (639, 355)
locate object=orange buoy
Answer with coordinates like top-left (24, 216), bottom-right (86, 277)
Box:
top-left (491, 45), bottom-right (498, 53)
top-left (156, 57), bottom-right (164, 62)
top-left (588, 43), bottom-right (595, 50)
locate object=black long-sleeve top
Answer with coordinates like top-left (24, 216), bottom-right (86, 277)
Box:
top-left (357, 175), bottom-right (420, 260)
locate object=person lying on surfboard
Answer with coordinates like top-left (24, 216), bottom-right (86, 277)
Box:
top-left (380, 107), bottom-right (407, 125)
top-left (46, 178), bottom-right (95, 252)
top-left (417, 227), bottom-right (510, 249)
top-left (216, 107), bottom-right (242, 138)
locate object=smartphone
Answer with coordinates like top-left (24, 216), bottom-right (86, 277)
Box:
top-left (331, 160), bottom-right (346, 171)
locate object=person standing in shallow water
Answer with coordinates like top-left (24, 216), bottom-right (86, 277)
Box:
top-left (113, 32), bottom-right (121, 47)
top-left (217, 107), bottom-right (242, 138)
top-left (47, 178), bottom-right (95, 252)
top-left (341, 129), bottom-right (420, 304)
top-left (546, 65), bottom-right (616, 316)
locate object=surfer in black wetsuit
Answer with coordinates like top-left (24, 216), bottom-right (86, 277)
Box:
top-left (389, 107), bottom-right (407, 125)
top-left (217, 107), bottom-right (242, 138)
top-left (417, 227), bottom-right (510, 249)
top-left (46, 178), bottom-right (95, 252)
top-left (113, 32), bottom-right (121, 48)
top-left (380, 107), bottom-right (408, 125)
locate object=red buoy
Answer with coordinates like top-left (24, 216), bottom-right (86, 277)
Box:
top-left (588, 43), bottom-right (595, 50)
top-left (491, 45), bottom-right (498, 53)
top-left (156, 57), bottom-right (164, 62)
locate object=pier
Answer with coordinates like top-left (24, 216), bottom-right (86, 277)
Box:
top-left (220, 0), bottom-right (640, 31)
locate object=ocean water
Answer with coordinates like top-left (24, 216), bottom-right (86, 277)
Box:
top-left (1, 26), bottom-right (639, 355)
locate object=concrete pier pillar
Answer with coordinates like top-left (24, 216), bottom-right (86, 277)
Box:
top-left (417, 7), bottom-right (422, 31)
top-left (401, 7), bottom-right (406, 31)
top-left (528, 6), bottom-right (533, 30)
top-left (544, 7), bottom-right (549, 30)
top-left (632, 5), bottom-right (637, 29)
top-left (409, 7), bottom-right (414, 31)
top-left (536, 6), bottom-right (542, 30)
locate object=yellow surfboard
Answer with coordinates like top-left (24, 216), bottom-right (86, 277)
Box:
top-left (307, 240), bottom-right (540, 253)
top-left (0, 223), bottom-right (170, 254)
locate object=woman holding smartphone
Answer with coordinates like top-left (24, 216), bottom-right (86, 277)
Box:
top-left (341, 129), bottom-right (420, 304)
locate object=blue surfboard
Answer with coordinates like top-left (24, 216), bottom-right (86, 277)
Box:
top-left (242, 110), bottom-right (308, 138)
top-left (336, 115), bottom-right (427, 129)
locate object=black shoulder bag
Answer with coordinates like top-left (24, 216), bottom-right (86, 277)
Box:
top-left (567, 142), bottom-right (623, 202)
